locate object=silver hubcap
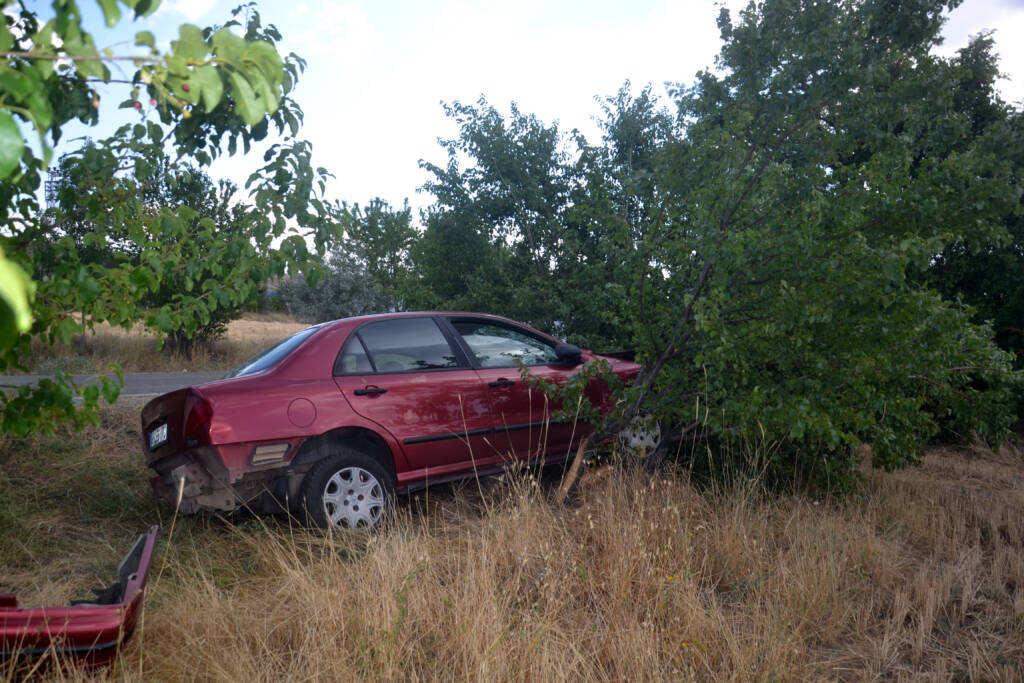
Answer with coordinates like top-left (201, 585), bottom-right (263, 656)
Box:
top-left (618, 415), bottom-right (662, 457)
top-left (322, 466), bottom-right (385, 529)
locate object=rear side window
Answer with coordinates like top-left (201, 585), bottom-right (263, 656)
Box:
top-left (337, 335), bottom-right (373, 374)
top-left (334, 318), bottom-right (460, 374)
top-left (226, 326), bottom-right (320, 378)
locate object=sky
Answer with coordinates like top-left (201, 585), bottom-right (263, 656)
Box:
top-left (46, 0), bottom-right (1024, 217)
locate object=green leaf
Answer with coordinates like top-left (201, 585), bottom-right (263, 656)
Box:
top-left (244, 68), bottom-right (278, 115)
top-left (211, 28), bottom-right (245, 62)
top-left (0, 66), bottom-right (36, 99)
top-left (54, 315), bottom-right (79, 345)
top-left (35, 59), bottom-right (54, 80)
top-left (155, 309), bottom-right (174, 333)
top-left (63, 32), bottom-right (108, 80)
top-left (125, 0), bottom-right (162, 18)
top-left (81, 384), bottom-right (100, 406)
top-left (97, 0), bottom-right (122, 27)
top-left (284, 110), bottom-right (299, 137)
top-left (243, 41), bottom-right (284, 85)
top-left (0, 247), bottom-right (33, 352)
top-left (172, 24), bottom-right (207, 61)
top-left (135, 30), bottom-right (156, 48)
top-left (107, 364), bottom-right (125, 385)
top-left (169, 75), bottom-right (200, 105)
top-left (0, 111), bottom-right (23, 179)
top-left (194, 65), bottom-right (224, 112)
top-left (166, 55), bottom-right (189, 77)
top-left (226, 71), bottom-right (261, 126)
top-left (128, 266), bottom-right (156, 292)
top-left (100, 376), bottom-right (121, 404)
top-left (77, 266), bottom-right (100, 305)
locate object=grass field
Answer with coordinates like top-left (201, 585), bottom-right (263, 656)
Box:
top-left (1, 400), bottom-right (1021, 681)
top-left (20, 313), bottom-right (310, 375)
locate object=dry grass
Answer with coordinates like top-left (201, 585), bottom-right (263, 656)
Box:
top-left (19, 314), bottom-right (309, 375)
top-left (3, 419), bottom-right (1022, 681)
top-left (0, 407), bottom-right (159, 601)
top-left (131, 448), bottom-right (1022, 681)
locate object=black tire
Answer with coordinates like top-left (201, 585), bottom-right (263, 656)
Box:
top-left (300, 447), bottom-right (395, 531)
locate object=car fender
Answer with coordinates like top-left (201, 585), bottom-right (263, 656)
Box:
top-left (291, 415), bottom-right (410, 476)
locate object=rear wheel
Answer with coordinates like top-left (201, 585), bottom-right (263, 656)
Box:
top-left (301, 448), bottom-right (394, 531)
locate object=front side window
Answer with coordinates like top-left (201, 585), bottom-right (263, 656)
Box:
top-left (450, 320), bottom-right (558, 368)
top-left (335, 317), bottom-right (460, 374)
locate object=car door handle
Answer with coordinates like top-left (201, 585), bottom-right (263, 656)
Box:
top-left (488, 379), bottom-right (516, 388)
top-left (354, 387), bottom-right (388, 396)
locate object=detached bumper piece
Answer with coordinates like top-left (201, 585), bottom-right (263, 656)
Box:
top-left (0, 526), bottom-right (158, 668)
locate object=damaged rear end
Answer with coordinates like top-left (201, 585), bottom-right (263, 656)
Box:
top-left (142, 387), bottom-right (229, 514)
top-left (141, 383), bottom-right (308, 515)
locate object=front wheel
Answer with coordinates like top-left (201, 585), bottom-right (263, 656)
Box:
top-left (301, 449), bottom-right (395, 531)
top-left (617, 413), bottom-right (663, 462)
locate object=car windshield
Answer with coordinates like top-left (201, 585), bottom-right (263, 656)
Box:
top-left (225, 325), bottom-right (320, 378)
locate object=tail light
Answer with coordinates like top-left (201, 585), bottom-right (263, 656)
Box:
top-left (183, 390), bottom-right (213, 446)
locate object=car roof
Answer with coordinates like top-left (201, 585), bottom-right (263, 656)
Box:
top-left (315, 311), bottom-right (529, 333)
top-left (261, 312), bottom-right (558, 377)
top-left (324, 310), bottom-right (513, 322)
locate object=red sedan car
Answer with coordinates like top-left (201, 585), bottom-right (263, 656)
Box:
top-left (141, 312), bottom-right (645, 530)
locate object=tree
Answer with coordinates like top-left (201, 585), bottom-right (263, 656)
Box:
top-left (36, 141), bottom-right (137, 276)
top-left (46, 142), bottom-right (266, 357)
top-left (615, 0), bottom-right (1020, 488)
top-left (925, 36), bottom-right (1024, 370)
top-left (279, 250), bottom-right (389, 323)
top-left (413, 100), bottom-right (574, 330)
top-left (414, 97), bottom-right (657, 350)
top-left (343, 198), bottom-right (416, 309)
top-left (0, 1), bottom-right (339, 434)
top-left (417, 0), bottom-right (1021, 492)
top-left (280, 197), bottom-right (415, 322)
top-left (562, 82), bottom-right (675, 349)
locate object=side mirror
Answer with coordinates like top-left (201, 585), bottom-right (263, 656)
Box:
top-left (554, 343), bottom-right (582, 366)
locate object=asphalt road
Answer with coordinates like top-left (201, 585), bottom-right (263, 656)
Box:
top-left (0, 371), bottom-right (225, 405)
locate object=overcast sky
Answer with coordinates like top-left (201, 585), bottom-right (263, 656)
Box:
top-left (51, 0), bottom-right (1024, 215)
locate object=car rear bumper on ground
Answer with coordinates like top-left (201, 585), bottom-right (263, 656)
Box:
top-left (0, 526), bottom-right (158, 668)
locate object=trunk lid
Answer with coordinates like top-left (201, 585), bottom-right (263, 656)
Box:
top-left (141, 388), bottom-right (194, 467)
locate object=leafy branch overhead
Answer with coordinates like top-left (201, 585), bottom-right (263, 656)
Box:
top-left (0, 0), bottom-right (340, 435)
top-left (0, 2), bottom-right (289, 172)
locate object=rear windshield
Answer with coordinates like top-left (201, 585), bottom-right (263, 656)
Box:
top-left (225, 326), bottom-right (320, 378)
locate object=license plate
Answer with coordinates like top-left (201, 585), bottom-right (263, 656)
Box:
top-left (149, 423), bottom-right (168, 450)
